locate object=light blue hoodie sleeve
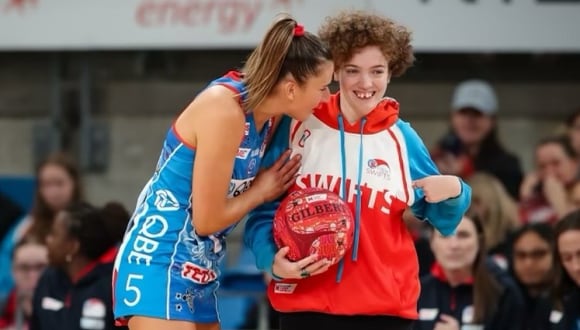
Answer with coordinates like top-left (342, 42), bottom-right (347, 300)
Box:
top-left (396, 120), bottom-right (471, 236)
top-left (243, 116), bottom-right (292, 277)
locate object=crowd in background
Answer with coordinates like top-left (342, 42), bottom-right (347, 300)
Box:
top-left (0, 153), bottom-right (130, 330)
top-left (0, 79), bottom-right (579, 329)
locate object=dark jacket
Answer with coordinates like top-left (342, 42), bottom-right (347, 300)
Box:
top-left (530, 287), bottom-right (580, 330)
top-left (30, 247), bottom-right (126, 330)
top-left (414, 261), bottom-right (525, 330)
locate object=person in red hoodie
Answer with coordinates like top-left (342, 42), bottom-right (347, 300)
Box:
top-left (244, 10), bottom-right (471, 330)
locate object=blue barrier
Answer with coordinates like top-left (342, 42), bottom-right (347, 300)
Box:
top-left (218, 246), bottom-right (268, 330)
top-left (0, 176), bottom-right (36, 212)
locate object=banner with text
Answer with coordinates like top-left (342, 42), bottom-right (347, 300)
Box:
top-left (0, 0), bottom-right (579, 51)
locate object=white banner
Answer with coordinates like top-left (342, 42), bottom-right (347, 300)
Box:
top-left (0, 0), bottom-right (579, 51)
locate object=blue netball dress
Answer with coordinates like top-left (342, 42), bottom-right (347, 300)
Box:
top-left (113, 71), bottom-right (273, 324)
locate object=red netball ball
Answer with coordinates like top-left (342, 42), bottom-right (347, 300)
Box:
top-left (273, 187), bottom-right (354, 266)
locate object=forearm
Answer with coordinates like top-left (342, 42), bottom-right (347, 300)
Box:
top-left (194, 188), bottom-right (265, 236)
top-left (244, 205), bottom-right (278, 276)
top-left (413, 178), bottom-right (471, 236)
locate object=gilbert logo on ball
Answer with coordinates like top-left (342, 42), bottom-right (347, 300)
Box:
top-left (273, 187), bottom-right (354, 266)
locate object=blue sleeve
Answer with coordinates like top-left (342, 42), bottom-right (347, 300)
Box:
top-left (397, 120), bottom-right (471, 236)
top-left (243, 115), bottom-right (292, 277)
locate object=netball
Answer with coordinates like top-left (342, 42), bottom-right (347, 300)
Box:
top-left (273, 187), bottom-right (355, 266)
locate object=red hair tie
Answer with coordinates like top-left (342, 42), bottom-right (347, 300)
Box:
top-left (293, 24), bottom-right (305, 37)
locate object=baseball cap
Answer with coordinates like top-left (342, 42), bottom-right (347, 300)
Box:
top-left (451, 79), bottom-right (498, 115)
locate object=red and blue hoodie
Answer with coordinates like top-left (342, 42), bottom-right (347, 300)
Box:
top-left (244, 94), bottom-right (471, 319)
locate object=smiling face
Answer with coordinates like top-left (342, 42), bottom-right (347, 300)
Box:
top-left (336, 45), bottom-right (390, 121)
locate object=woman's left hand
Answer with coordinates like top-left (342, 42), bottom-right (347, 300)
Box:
top-left (413, 175), bottom-right (461, 203)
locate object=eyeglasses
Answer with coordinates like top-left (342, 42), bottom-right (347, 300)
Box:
top-left (514, 249), bottom-right (550, 260)
top-left (13, 263), bottom-right (47, 274)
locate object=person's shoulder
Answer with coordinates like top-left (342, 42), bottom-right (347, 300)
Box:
top-left (418, 274), bottom-right (441, 301)
top-left (37, 267), bottom-right (59, 283)
top-left (419, 273), bottom-right (438, 287)
top-left (491, 266), bottom-right (524, 304)
top-left (196, 84), bottom-right (242, 109)
top-left (394, 118), bottom-right (420, 138)
top-left (189, 84), bottom-right (245, 124)
top-left (33, 267), bottom-right (61, 299)
top-left (486, 258), bottom-right (513, 286)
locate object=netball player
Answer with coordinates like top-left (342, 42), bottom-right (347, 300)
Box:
top-left (113, 14), bottom-right (334, 330)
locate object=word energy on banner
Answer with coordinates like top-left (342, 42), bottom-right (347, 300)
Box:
top-left (0, 0), bottom-right (578, 51)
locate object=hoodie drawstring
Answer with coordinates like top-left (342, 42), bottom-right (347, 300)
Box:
top-left (335, 114), bottom-right (366, 282)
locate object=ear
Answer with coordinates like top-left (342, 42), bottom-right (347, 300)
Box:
top-left (283, 79), bottom-right (298, 101)
top-left (70, 239), bottom-right (81, 256)
top-left (387, 72), bottom-right (392, 84)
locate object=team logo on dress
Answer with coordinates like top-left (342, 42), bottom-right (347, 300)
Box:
top-left (228, 178), bottom-right (253, 198)
top-left (298, 129), bottom-right (311, 147)
top-left (153, 189), bottom-right (179, 211)
top-left (181, 262), bottom-right (217, 284)
top-left (247, 158), bottom-right (257, 175)
top-left (366, 158), bottom-right (391, 180)
top-left (236, 148), bottom-right (251, 159)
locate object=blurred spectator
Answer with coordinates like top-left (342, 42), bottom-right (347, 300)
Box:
top-left (536, 210), bottom-right (580, 329)
top-left (415, 213), bottom-right (524, 330)
top-left (30, 201), bottom-right (129, 330)
top-left (467, 172), bottom-right (520, 269)
top-left (432, 79), bottom-right (523, 200)
top-left (0, 235), bottom-right (47, 330)
top-left (519, 136), bottom-right (578, 224)
top-left (27, 153), bottom-right (84, 240)
top-left (509, 224), bottom-right (555, 330)
top-left (565, 107), bottom-right (580, 157)
top-left (0, 153), bottom-right (82, 305)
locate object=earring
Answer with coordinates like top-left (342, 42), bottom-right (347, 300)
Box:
top-left (65, 254), bottom-right (72, 263)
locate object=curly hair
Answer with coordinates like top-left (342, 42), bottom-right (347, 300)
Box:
top-left (318, 10), bottom-right (414, 77)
